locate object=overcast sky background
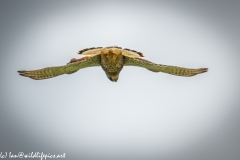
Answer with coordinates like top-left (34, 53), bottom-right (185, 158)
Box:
top-left (0, 0), bottom-right (240, 160)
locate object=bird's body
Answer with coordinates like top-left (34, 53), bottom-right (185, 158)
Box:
top-left (100, 47), bottom-right (124, 81)
top-left (18, 46), bottom-right (208, 81)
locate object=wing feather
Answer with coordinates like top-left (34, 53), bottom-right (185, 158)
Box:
top-left (18, 55), bottom-right (101, 80)
top-left (78, 46), bottom-right (144, 58)
top-left (77, 47), bottom-right (103, 55)
top-left (121, 48), bottom-right (144, 58)
top-left (124, 57), bottom-right (208, 77)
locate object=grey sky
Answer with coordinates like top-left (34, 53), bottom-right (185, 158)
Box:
top-left (0, 1), bottom-right (240, 160)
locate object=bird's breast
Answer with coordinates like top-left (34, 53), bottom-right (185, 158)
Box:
top-left (100, 49), bottom-right (124, 73)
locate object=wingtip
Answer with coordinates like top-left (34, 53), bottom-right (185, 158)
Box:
top-left (18, 72), bottom-right (41, 80)
top-left (185, 68), bottom-right (208, 77)
top-left (202, 68), bottom-right (208, 73)
top-left (18, 70), bottom-right (29, 77)
top-left (18, 70), bottom-right (26, 73)
top-left (193, 68), bottom-right (208, 76)
top-left (18, 70), bottom-right (34, 79)
top-left (19, 73), bottom-right (26, 77)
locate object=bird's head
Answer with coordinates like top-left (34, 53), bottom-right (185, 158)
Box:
top-left (106, 72), bottom-right (119, 82)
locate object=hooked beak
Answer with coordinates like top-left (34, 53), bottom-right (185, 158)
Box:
top-left (106, 73), bottom-right (119, 82)
top-left (109, 75), bottom-right (118, 82)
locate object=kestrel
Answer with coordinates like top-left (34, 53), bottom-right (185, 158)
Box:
top-left (18, 46), bottom-right (208, 82)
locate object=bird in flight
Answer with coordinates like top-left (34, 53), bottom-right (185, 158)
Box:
top-left (18, 46), bottom-right (208, 82)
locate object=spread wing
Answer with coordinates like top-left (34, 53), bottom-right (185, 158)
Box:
top-left (18, 55), bottom-right (101, 80)
top-left (124, 56), bottom-right (208, 77)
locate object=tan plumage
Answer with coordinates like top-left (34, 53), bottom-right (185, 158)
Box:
top-left (18, 46), bottom-right (208, 81)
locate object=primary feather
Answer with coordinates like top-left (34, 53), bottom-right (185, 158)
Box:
top-left (18, 55), bottom-right (101, 80)
top-left (124, 57), bottom-right (208, 77)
